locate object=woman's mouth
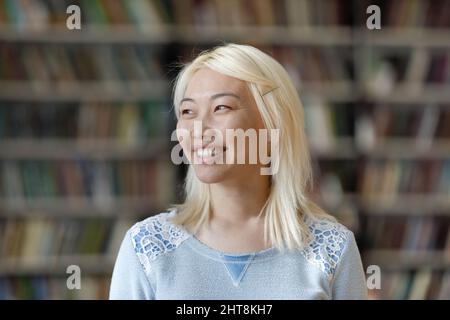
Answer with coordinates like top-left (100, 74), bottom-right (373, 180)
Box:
top-left (193, 146), bottom-right (227, 164)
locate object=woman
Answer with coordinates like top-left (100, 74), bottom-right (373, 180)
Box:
top-left (110, 43), bottom-right (368, 299)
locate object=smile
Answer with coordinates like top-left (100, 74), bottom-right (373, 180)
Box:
top-left (194, 146), bottom-right (227, 163)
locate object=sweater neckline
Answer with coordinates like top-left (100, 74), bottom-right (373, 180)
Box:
top-left (166, 209), bottom-right (280, 262)
top-left (185, 232), bottom-right (280, 262)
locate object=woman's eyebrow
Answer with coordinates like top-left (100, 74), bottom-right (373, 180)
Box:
top-left (210, 92), bottom-right (241, 101)
top-left (180, 92), bottom-right (241, 104)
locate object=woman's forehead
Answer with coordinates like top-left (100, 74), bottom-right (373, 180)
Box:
top-left (185, 68), bottom-right (247, 97)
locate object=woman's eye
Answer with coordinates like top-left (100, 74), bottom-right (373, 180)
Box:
top-left (181, 109), bottom-right (193, 116)
top-left (214, 105), bottom-right (230, 112)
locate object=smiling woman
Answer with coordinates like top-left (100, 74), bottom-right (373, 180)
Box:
top-left (109, 43), bottom-right (368, 300)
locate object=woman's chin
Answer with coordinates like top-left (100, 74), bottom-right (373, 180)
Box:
top-left (193, 164), bottom-right (230, 184)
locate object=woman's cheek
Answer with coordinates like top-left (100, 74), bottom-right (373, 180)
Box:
top-left (176, 121), bottom-right (192, 162)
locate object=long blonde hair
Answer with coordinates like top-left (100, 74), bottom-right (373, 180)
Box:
top-left (168, 43), bottom-right (334, 252)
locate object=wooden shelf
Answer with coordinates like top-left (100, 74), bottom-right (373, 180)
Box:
top-left (2, 193), bottom-right (449, 217)
top-left (363, 249), bottom-right (450, 269)
top-left (310, 137), bottom-right (357, 159)
top-left (314, 193), bottom-right (450, 215)
top-left (313, 138), bottom-right (450, 159)
top-left (2, 80), bottom-right (449, 104)
top-left (364, 83), bottom-right (450, 104)
top-left (2, 26), bottom-right (449, 48)
top-left (0, 25), bottom-right (354, 46)
top-left (0, 255), bottom-right (115, 276)
top-left (359, 194), bottom-right (450, 214)
top-left (0, 196), bottom-right (163, 217)
top-left (0, 80), bottom-right (170, 102)
top-left (0, 80), bottom-right (358, 102)
top-left (3, 137), bottom-right (450, 160)
top-left (355, 27), bottom-right (450, 48)
top-left (0, 138), bottom-right (169, 159)
top-left (363, 138), bottom-right (450, 159)
top-left (172, 25), bottom-right (354, 46)
top-left (300, 81), bottom-right (358, 102)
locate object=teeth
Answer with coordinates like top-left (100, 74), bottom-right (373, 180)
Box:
top-left (196, 147), bottom-right (215, 158)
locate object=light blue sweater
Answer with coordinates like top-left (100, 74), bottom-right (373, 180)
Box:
top-left (109, 210), bottom-right (368, 299)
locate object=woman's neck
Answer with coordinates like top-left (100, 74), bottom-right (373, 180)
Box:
top-left (208, 172), bottom-right (271, 229)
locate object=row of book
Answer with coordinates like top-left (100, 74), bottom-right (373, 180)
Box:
top-left (197, 45), bottom-right (353, 85)
top-left (0, 44), bottom-right (354, 85)
top-left (0, 0), bottom-right (352, 30)
top-left (2, 0), bottom-right (450, 30)
top-left (313, 160), bottom-right (357, 193)
top-left (364, 215), bottom-right (450, 250)
top-left (0, 102), bottom-right (170, 139)
top-left (369, 269), bottom-right (450, 300)
top-left (380, 0), bottom-right (450, 28)
top-left (304, 102), bottom-right (450, 154)
top-left (11, 97), bottom-right (442, 142)
top-left (172, 0), bottom-right (351, 29)
top-left (0, 276), bottom-right (111, 299)
top-left (270, 46), bottom-right (353, 85)
top-left (0, 101), bottom-right (450, 149)
top-left (369, 105), bottom-right (450, 140)
top-left (3, 44), bottom-right (447, 102)
top-left (2, 270), bottom-right (449, 300)
top-left (365, 50), bottom-right (450, 97)
top-left (0, 160), bottom-right (175, 204)
top-left (2, 271), bottom-right (449, 300)
top-left (303, 101), bottom-right (354, 152)
top-left (0, 216), bottom-right (134, 258)
top-left (0, 44), bottom-right (164, 82)
top-left (360, 159), bottom-right (450, 196)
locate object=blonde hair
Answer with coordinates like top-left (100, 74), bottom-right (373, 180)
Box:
top-left (168, 43), bottom-right (334, 252)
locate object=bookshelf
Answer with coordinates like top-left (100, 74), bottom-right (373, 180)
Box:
top-left (0, 0), bottom-right (449, 299)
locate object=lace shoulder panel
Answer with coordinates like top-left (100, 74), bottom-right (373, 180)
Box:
top-left (300, 216), bottom-right (351, 280)
top-left (130, 211), bottom-right (189, 275)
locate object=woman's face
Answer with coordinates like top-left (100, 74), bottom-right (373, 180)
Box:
top-left (176, 68), bottom-right (267, 184)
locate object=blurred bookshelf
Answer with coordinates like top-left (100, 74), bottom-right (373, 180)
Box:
top-left (0, 0), bottom-right (449, 299)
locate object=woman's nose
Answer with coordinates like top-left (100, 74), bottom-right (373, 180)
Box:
top-left (191, 114), bottom-right (215, 148)
top-left (192, 127), bottom-right (215, 148)
top-left (191, 107), bottom-right (212, 131)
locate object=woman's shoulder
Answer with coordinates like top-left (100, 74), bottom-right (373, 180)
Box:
top-left (304, 214), bottom-right (352, 241)
top-left (128, 210), bottom-right (190, 262)
top-left (300, 214), bottom-right (355, 279)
